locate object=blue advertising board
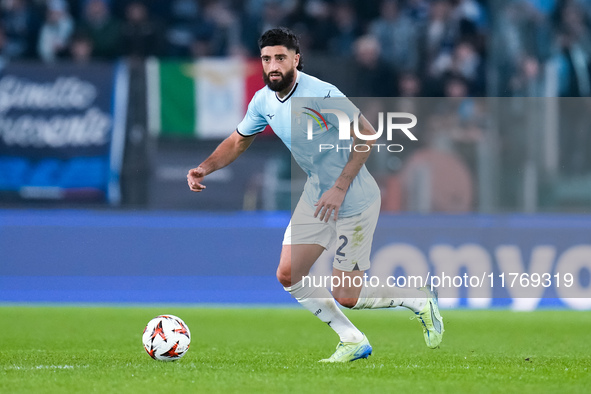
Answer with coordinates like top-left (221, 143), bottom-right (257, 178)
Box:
top-left (0, 62), bottom-right (128, 203)
top-left (1, 210), bottom-right (590, 309)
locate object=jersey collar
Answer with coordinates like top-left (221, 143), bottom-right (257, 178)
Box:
top-left (275, 70), bottom-right (300, 103)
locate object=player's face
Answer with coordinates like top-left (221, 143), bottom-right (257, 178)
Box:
top-left (261, 45), bottom-right (300, 92)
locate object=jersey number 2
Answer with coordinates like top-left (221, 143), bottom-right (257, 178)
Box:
top-left (336, 235), bottom-right (348, 257)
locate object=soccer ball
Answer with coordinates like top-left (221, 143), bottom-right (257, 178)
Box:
top-left (142, 315), bottom-right (191, 361)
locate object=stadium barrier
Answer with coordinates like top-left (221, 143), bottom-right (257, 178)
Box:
top-left (1, 210), bottom-right (590, 309)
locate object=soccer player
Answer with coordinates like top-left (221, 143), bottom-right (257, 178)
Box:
top-left (187, 27), bottom-right (444, 362)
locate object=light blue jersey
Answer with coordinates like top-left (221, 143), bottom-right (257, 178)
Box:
top-left (237, 71), bottom-right (380, 217)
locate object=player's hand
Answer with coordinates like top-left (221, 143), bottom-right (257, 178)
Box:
top-left (314, 186), bottom-right (346, 222)
top-left (187, 166), bottom-right (207, 192)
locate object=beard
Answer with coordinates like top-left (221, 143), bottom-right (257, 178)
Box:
top-left (263, 68), bottom-right (295, 92)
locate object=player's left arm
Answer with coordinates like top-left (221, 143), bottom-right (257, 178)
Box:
top-left (314, 114), bottom-right (377, 222)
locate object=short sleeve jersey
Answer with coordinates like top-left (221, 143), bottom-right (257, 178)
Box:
top-left (237, 71), bottom-right (380, 217)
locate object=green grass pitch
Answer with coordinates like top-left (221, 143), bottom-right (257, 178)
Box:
top-left (1, 306), bottom-right (589, 393)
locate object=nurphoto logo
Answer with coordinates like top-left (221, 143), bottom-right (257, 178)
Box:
top-left (303, 108), bottom-right (418, 153)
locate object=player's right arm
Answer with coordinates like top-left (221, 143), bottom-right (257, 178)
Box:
top-left (187, 130), bottom-right (255, 192)
top-left (188, 90), bottom-right (268, 192)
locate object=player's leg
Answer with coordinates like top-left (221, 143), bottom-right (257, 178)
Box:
top-left (333, 270), bottom-right (444, 348)
top-left (277, 243), bottom-right (365, 345)
top-left (351, 276), bottom-right (430, 312)
top-left (302, 271), bottom-right (373, 363)
top-left (332, 198), bottom-right (444, 348)
top-left (276, 243), bottom-right (323, 288)
top-left (331, 269), bottom-right (445, 351)
top-left (331, 198), bottom-right (427, 311)
top-left (330, 268), bottom-right (363, 308)
top-left (350, 275), bottom-right (445, 348)
top-left (278, 198), bottom-right (370, 362)
top-left (330, 266), bottom-right (428, 312)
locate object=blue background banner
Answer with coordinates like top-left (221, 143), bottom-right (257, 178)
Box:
top-left (1, 210), bottom-right (590, 309)
top-left (0, 63), bottom-right (122, 202)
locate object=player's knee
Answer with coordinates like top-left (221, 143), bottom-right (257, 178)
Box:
top-left (335, 297), bottom-right (358, 309)
top-left (276, 267), bottom-right (292, 288)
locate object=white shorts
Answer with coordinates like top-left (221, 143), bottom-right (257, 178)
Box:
top-left (282, 197), bottom-right (381, 272)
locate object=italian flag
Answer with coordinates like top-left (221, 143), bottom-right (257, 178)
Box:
top-left (146, 58), bottom-right (265, 138)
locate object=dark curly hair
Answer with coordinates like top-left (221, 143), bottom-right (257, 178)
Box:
top-left (258, 27), bottom-right (304, 71)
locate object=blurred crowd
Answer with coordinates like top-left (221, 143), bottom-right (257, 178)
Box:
top-left (0, 0), bottom-right (589, 98)
top-left (0, 0), bottom-right (588, 211)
